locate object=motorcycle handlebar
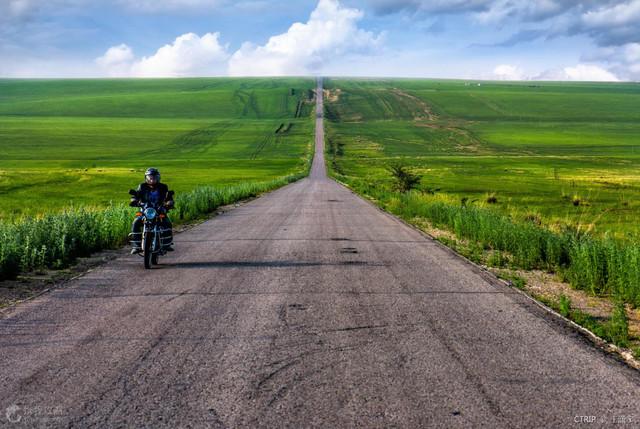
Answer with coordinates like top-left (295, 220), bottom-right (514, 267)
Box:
top-left (136, 203), bottom-right (172, 211)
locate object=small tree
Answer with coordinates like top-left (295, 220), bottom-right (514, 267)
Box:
top-left (388, 164), bottom-right (421, 193)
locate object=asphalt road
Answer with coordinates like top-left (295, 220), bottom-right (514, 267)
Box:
top-left (0, 79), bottom-right (638, 428)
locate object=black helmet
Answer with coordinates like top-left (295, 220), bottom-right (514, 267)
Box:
top-left (145, 167), bottom-right (160, 185)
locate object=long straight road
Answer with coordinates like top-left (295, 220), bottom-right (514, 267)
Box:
top-left (0, 79), bottom-right (638, 428)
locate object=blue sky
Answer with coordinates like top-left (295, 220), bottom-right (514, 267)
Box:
top-left (1, 0), bottom-right (639, 80)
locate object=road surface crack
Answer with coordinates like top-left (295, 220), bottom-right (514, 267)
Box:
top-left (256, 360), bottom-right (301, 390)
top-left (326, 324), bottom-right (389, 333)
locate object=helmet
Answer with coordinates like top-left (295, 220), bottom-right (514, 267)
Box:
top-left (145, 168), bottom-right (160, 186)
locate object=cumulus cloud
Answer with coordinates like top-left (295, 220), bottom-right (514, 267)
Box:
top-left (491, 62), bottom-right (620, 81)
top-left (228, 0), bottom-right (382, 76)
top-left (561, 64), bottom-right (619, 81)
top-left (95, 44), bottom-right (135, 77)
top-left (582, 42), bottom-right (640, 80)
top-left (96, 32), bottom-right (229, 77)
top-left (94, 0), bottom-right (381, 77)
top-left (132, 32), bottom-right (229, 76)
top-left (533, 64), bottom-right (619, 81)
top-left (492, 64), bottom-right (525, 80)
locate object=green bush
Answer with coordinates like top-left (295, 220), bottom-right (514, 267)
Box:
top-left (558, 294), bottom-right (571, 317)
top-left (388, 164), bottom-right (421, 193)
top-left (606, 302), bottom-right (629, 347)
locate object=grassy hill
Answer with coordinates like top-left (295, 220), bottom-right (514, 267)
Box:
top-left (324, 79), bottom-right (640, 237)
top-left (0, 78), bottom-right (315, 219)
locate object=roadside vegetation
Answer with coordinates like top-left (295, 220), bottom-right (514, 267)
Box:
top-left (0, 168), bottom-right (309, 281)
top-left (324, 78), bottom-right (640, 355)
top-left (0, 78), bottom-right (315, 280)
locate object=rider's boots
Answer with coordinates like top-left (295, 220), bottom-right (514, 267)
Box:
top-left (129, 232), bottom-right (142, 254)
top-left (161, 227), bottom-right (174, 251)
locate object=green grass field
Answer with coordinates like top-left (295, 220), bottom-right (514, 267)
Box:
top-left (324, 79), bottom-right (640, 237)
top-left (0, 78), bottom-right (315, 220)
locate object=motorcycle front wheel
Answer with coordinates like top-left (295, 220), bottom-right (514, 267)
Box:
top-left (143, 232), bottom-right (153, 269)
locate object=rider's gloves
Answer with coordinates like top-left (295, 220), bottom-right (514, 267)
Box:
top-left (164, 200), bottom-right (175, 209)
top-left (129, 199), bottom-right (139, 207)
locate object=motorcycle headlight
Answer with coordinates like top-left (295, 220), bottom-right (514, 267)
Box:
top-left (144, 208), bottom-right (157, 220)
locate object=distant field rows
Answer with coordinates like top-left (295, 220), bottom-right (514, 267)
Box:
top-left (2, 77), bottom-right (640, 236)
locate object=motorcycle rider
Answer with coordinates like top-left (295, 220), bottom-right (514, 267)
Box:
top-left (129, 168), bottom-right (175, 254)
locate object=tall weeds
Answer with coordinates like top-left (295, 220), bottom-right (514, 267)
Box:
top-left (342, 178), bottom-right (640, 307)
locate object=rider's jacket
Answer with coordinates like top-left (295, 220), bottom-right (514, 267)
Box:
top-left (131, 183), bottom-right (173, 207)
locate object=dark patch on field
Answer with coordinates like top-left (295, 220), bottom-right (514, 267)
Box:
top-left (172, 122), bottom-right (232, 150)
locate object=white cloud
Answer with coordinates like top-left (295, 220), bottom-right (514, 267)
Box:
top-left (534, 64), bottom-right (619, 81)
top-left (581, 1), bottom-right (640, 28)
top-left (132, 32), bottom-right (229, 77)
top-left (96, 32), bottom-right (229, 77)
top-left (228, 0), bottom-right (382, 76)
top-left (493, 64), bottom-right (526, 80)
top-left (563, 64), bottom-right (619, 81)
top-left (572, 0), bottom-right (640, 46)
top-left (582, 42), bottom-right (640, 81)
top-left (95, 44), bottom-right (135, 77)
top-left (95, 0), bottom-right (382, 78)
top-left (491, 62), bottom-right (620, 81)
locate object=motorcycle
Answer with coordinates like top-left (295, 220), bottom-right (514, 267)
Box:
top-left (129, 189), bottom-right (174, 269)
